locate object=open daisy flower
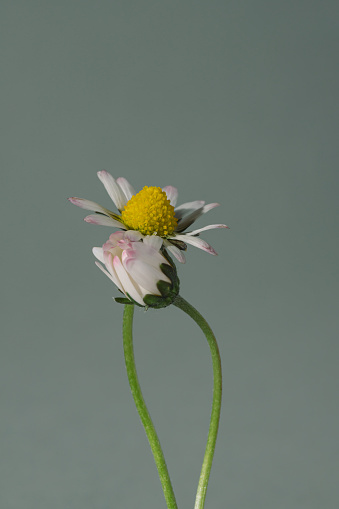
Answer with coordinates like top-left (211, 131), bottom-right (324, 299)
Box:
top-left (68, 171), bottom-right (228, 264)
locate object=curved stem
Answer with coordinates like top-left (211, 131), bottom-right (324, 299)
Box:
top-left (122, 304), bottom-right (178, 509)
top-left (173, 296), bottom-right (222, 509)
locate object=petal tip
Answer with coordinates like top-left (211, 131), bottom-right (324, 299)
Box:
top-left (112, 255), bottom-right (120, 267)
top-left (97, 170), bottom-right (114, 182)
top-left (68, 197), bottom-right (78, 204)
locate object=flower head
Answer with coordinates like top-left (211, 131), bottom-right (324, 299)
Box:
top-left (93, 231), bottom-right (179, 308)
top-left (69, 171), bottom-right (228, 264)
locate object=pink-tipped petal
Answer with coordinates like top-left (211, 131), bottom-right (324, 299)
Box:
top-left (68, 197), bottom-right (113, 216)
top-left (84, 215), bottom-right (124, 228)
top-left (108, 231), bottom-right (126, 244)
top-left (186, 224), bottom-right (229, 236)
top-left (113, 255), bottom-right (145, 305)
top-left (97, 171), bottom-right (127, 211)
top-left (116, 177), bottom-right (135, 202)
top-left (174, 234), bottom-right (218, 255)
top-left (162, 186), bottom-right (178, 207)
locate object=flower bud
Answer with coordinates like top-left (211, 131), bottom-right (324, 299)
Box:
top-left (93, 231), bottom-right (179, 308)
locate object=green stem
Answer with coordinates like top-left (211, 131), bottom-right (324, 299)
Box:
top-left (173, 296), bottom-right (222, 509)
top-left (122, 304), bottom-right (178, 509)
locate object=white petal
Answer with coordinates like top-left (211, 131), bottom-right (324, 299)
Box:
top-left (103, 253), bottom-right (125, 292)
top-left (174, 234), bottom-right (218, 255)
top-left (95, 261), bottom-right (123, 292)
top-left (84, 215), bottom-right (124, 228)
top-left (92, 247), bottom-right (105, 263)
top-left (143, 235), bottom-right (163, 251)
top-left (97, 171), bottom-right (127, 211)
top-left (162, 186), bottom-right (178, 207)
top-left (175, 207), bottom-right (205, 232)
top-left (123, 256), bottom-right (167, 295)
top-left (113, 255), bottom-right (145, 305)
top-left (164, 241), bottom-right (186, 264)
top-left (201, 203), bottom-right (220, 214)
top-left (124, 230), bottom-right (144, 242)
top-left (186, 224), bottom-right (229, 236)
top-left (174, 200), bottom-right (205, 220)
top-left (68, 197), bottom-right (114, 216)
top-left (116, 177), bottom-right (135, 202)
top-left (103, 251), bottom-right (121, 281)
top-left (175, 203), bottom-right (220, 232)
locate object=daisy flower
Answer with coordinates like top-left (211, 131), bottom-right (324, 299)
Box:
top-left (93, 231), bottom-right (179, 308)
top-left (68, 171), bottom-right (228, 263)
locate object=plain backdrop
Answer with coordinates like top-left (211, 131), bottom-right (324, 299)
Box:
top-left (1, 1), bottom-right (338, 508)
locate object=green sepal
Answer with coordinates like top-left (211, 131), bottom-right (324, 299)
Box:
top-left (157, 279), bottom-right (172, 297)
top-left (143, 293), bottom-right (177, 309)
top-left (114, 293), bottom-right (144, 307)
top-left (160, 263), bottom-right (180, 295)
top-left (160, 253), bottom-right (180, 291)
top-left (160, 262), bottom-right (176, 283)
top-left (114, 297), bottom-right (133, 305)
top-left (126, 292), bottom-right (145, 308)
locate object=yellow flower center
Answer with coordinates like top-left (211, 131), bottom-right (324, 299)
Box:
top-left (121, 186), bottom-right (177, 236)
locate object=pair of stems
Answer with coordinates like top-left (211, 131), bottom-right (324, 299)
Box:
top-left (122, 295), bottom-right (222, 509)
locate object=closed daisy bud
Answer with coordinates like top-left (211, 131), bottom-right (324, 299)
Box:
top-left (93, 231), bottom-right (179, 308)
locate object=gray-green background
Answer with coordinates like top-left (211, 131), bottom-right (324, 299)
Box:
top-left (1, 1), bottom-right (338, 508)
